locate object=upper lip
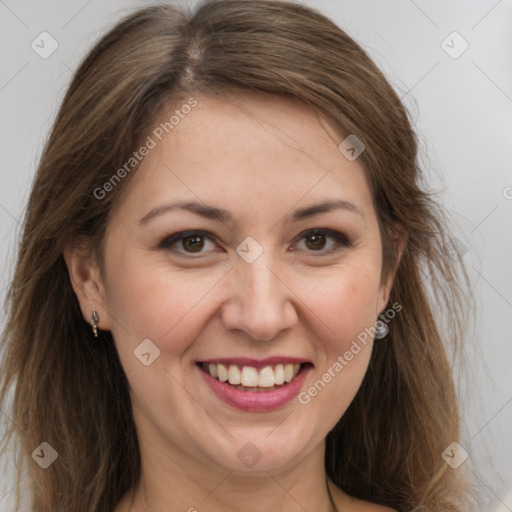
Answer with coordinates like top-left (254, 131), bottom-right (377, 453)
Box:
top-left (197, 357), bottom-right (312, 369)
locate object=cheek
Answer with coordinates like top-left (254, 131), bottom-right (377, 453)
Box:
top-left (294, 269), bottom-right (380, 426)
top-left (104, 249), bottom-right (228, 354)
top-left (104, 238), bottom-right (382, 363)
top-left (300, 264), bottom-right (382, 350)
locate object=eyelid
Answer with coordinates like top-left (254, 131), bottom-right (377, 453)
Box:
top-left (158, 230), bottom-right (218, 251)
top-left (291, 228), bottom-right (351, 255)
top-left (159, 228), bottom-right (351, 256)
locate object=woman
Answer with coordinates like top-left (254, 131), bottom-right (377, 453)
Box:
top-left (0, 1), bottom-right (472, 511)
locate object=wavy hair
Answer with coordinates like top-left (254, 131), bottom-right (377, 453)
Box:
top-left (0, 1), bottom-right (472, 510)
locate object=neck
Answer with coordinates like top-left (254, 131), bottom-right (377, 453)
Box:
top-left (124, 434), bottom-right (339, 512)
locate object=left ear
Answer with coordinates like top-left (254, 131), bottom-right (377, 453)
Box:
top-left (377, 221), bottom-right (407, 315)
top-left (63, 242), bottom-right (112, 333)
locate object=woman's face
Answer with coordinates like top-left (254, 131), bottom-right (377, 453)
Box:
top-left (94, 93), bottom-right (394, 474)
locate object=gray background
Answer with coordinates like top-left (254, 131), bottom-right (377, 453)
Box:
top-left (1, 0), bottom-right (511, 510)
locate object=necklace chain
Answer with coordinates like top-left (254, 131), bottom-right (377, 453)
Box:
top-left (326, 476), bottom-right (340, 512)
top-left (128, 477), bottom-right (340, 511)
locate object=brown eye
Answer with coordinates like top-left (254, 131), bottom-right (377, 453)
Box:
top-left (159, 231), bottom-right (216, 255)
top-left (294, 228), bottom-right (351, 255)
top-left (305, 233), bottom-right (327, 251)
top-left (182, 235), bottom-right (206, 252)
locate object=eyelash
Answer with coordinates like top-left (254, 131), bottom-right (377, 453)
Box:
top-left (158, 228), bottom-right (351, 258)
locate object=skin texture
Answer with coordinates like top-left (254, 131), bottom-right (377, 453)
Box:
top-left (65, 93), bottom-right (401, 512)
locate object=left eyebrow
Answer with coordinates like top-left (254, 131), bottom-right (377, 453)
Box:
top-left (139, 201), bottom-right (233, 225)
top-left (138, 198), bottom-right (365, 225)
top-left (290, 199), bottom-right (365, 222)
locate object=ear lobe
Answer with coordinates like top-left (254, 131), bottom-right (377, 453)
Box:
top-left (377, 222), bottom-right (407, 315)
top-left (63, 245), bottom-right (110, 331)
top-left (391, 222), bottom-right (407, 270)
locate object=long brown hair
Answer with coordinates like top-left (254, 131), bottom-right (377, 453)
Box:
top-left (0, 1), bottom-right (473, 510)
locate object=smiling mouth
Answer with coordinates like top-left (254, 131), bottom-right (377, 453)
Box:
top-left (197, 362), bottom-right (310, 392)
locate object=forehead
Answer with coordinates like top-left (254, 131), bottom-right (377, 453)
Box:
top-left (114, 92), bottom-right (375, 222)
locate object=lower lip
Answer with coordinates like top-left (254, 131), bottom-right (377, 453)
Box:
top-left (198, 365), bottom-right (311, 412)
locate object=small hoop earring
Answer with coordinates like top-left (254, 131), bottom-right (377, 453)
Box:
top-left (91, 311), bottom-right (99, 338)
top-left (374, 319), bottom-right (389, 340)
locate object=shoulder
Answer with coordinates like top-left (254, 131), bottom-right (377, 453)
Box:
top-left (329, 481), bottom-right (397, 512)
top-left (359, 503), bottom-right (397, 512)
top-left (347, 496), bottom-right (397, 511)
top-left (347, 497), bottom-right (397, 511)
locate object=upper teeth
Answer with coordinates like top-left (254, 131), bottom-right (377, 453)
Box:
top-left (206, 363), bottom-right (301, 387)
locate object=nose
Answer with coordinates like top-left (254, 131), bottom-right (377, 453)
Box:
top-left (220, 254), bottom-right (298, 342)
